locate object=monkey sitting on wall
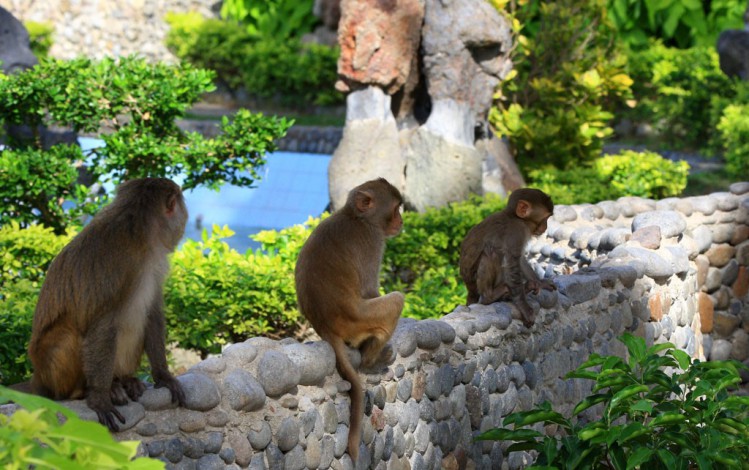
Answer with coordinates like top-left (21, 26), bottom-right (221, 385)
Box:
top-left (28, 177), bottom-right (187, 431)
top-left (459, 188), bottom-right (556, 327)
top-left (295, 177), bottom-right (405, 461)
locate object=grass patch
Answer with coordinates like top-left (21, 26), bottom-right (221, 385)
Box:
top-left (683, 167), bottom-right (734, 196)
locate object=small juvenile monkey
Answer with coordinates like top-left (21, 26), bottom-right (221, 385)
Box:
top-left (29, 177), bottom-right (188, 431)
top-left (295, 177), bottom-right (405, 460)
top-left (459, 188), bottom-right (556, 327)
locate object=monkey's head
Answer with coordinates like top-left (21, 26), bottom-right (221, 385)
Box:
top-left (508, 188), bottom-right (553, 237)
top-left (347, 177), bottom-right (403, 237)
top-left (115, 178), bottom-right (188, 250)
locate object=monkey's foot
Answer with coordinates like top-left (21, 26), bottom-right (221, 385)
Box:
top-left (88, 394), bottom-right (126, 432)
top-left (119, 377), bottom-right (146, 401)
top-left (155, 375), bottom-right (186, 406)
top-left (519, 308), bottom-right (536, 328)
top-left (110, 380), bottom-right (129, 406)
top-left (361, 343), bottom-right (395, 372)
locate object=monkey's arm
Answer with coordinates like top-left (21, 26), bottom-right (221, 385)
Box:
top-left (144, 296), bottom-right (185, 405)
top-left (520, 258), bottom-right (556, 294)
top-left (502, 247), bottom-right (536, 327)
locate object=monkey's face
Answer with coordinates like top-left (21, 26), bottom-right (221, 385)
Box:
top-left (530, 212), bottom-right (551, 237)
top-left (516, 199), bottom-right (551, 237)
top-left (384, 203), bottom-right (403, 237)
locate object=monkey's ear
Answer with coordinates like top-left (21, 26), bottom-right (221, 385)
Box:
top-left (354, 190), bottom-right (375, 213)
top-left (515, 200), bottom-right (532, 218)
top-left (165, 194), bottom-right (178, 216)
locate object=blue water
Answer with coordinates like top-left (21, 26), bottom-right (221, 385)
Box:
top-left (78, 137), bottom-right (331, 253)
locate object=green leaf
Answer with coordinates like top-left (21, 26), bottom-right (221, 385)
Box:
top-left (629, 399), bottom-right (654, 413)
top-left (619, 333), bottom-right (646, 364)
top-left (656, 448), bottom-right (677, 468)
top-left (627, 447), bottom-right (654, 470)
top-left (669, 349), bottom-right (691, 370)
top-left (663, 4), bottom-right (685, 38)
top-left (648, 412), bottom-right (686, 427)
top-left (475, 428), bottom-right (542, 442)
top-left (609, 384), bottom-right (649, 411)
top-left (573, 394), bottom-right (609, 415)
top-left (618, 422), bottom-right (649, 443)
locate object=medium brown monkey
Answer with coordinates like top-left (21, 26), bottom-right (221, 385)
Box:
top-left (295, 177), bottom-right (405, 461)
top-left (28, 177), bottom-right (187, 431)
top-left (459, 188), bottom-right (556, 327)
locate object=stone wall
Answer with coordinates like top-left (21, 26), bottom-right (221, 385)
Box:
top-left (0, 0), bottom-right (220, 63)
top-left (6, 184), bottom-right (748, 470)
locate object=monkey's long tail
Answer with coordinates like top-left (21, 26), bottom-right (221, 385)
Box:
top-left (328, 335), bottom-right (362, 463)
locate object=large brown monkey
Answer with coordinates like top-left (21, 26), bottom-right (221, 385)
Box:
top-left (459, 188), bottom-right (556, 327)
top-left (295, 178), bottom-right (405, 461)
top-left (28, 177), bottom-right (187, 431)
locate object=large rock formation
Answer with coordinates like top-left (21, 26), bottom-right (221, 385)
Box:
top-left (329, 0), bottom-right (521, 211)
top-left (717, 4), bottom-right (749, 80)
top-left (0, 6), bottom-right (38, 74)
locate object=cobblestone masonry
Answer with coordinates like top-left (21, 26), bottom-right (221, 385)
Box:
top-left (4, 183), bottom-right (748, 470)
top-left (1, 0), bottom-right (219, 63)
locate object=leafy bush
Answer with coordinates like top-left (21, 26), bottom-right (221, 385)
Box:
top-left (220, 0), bottom-right (320, 42)
top-left (23, 21), bottom-right (54, 60)
top-left (0, 223), bottom-right (72, 384)
top-left (383, 195), bottom-right (506, 318)
top-left (492, 0), bottom-right (633, 170)
top-left (624, 43), bottom-right (740, 151)
top-left (0, 386), bottom-right (163, 468)
top-left (0, 280), bottom-right (37, 385)
top-left (527, 150), bottom-right (689, 205)
top-left (165, 225), bottom-right (301, 356)
top-left (0, 145), bottom-right (92, 234)
top-left (165, 13), bottom-right (342, 106)
top-left (239, 40), bottom-right (341, 106)
top-left (477, 333), bottom-right (749, 469)
top-left (607, 0), bottom-right (746, 49)
top-left (165, 12), bottom-right (253, 90)
top-left (716, 104), bottom-right (749, 178)
top-left (0, 56), bottom-right (292, 232)
top-left (596, 150), bottom-right (690, 199)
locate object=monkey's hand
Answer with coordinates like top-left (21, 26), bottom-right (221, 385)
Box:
top-left (155, 375), bottom-right (186, 407)
top-left (87, 394), bottom-right (126, 432)
top-left (517, 301), bottom-right (536, 328)
top-left (525, 279), bottom-right (556, 294)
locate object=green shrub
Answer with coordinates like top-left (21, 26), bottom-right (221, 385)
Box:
top-left (0, 386), bottom-right (163, 468)
top-left (0, 56), bottom-right (291, 232)
top-left (596, 150), bottom-right (690, 199)
top-left (527, 150), bottom-right (689, 205)
top-left (239, 40), bottom-right (342, 106)
top-left (220, 0), bottom-right (319, 42)
top-left (624, 43), bottom-right (741, 152)
top-left (0, 280), bottom-right (37, 385)
top-left (383, 195), bottom-right (506, 318)
top-left (477, 333), bottom-right (749, 469)
top-left (165, 225), bottom-right (301, 356)
top-left (165, 13), bottom-right (342, 106)
top-left (526, 166), bottom-right (615, 205)
top-left (607, 0), bottom-right (746, 49)
top-left (492, 0), bottom-right (633, 170)
top-left (0, 223), bottom-right (71, 384)
top-left (716, 104), bottom-right (749, 178)
top-left (23, 21), bottom-right (54, 60)
top-left (165, 12), bottom-right (253, 90)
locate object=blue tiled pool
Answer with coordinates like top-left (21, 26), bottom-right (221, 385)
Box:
top-left (78, 138), bottom-right (331, 252)
top-left (182, 151), bottom-right (331, 252)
